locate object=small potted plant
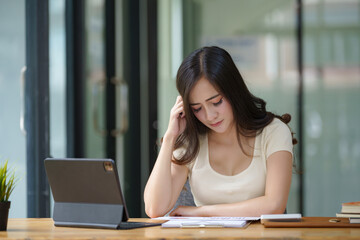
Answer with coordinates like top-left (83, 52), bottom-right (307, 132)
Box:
top-left (0, 160), bottom-right (17, 231)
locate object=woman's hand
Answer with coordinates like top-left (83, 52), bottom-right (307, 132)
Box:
top-left (165, 96), bottom-right (187, 140)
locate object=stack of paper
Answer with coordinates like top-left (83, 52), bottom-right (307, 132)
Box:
top-left (260, 213), bottom-right (302, 224)
top-left (156, 216), bottom-right (259, 228)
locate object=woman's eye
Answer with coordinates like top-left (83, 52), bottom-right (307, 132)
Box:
top-left (213, 98), bottom-right (223, 106)
top-left (193, 107), bottom-right (201, 113)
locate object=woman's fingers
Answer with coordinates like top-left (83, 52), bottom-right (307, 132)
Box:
top-left (172, 96), bottom-right (185, 118)
top-left (173, 106), bottom-right (184, 119)
top-left (165, 96), bottom-right (187, 138)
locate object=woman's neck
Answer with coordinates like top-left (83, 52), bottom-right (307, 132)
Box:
top-left (208, 123), bottom-right (238, 146)
top-left (208, 123), bottom-right (254, 147)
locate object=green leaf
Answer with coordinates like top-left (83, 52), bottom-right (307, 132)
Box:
top-left (0, 159), bottom-right (18, 202)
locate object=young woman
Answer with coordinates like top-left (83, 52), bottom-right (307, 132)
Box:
top-left (144, 46), bottom-right (296, 218)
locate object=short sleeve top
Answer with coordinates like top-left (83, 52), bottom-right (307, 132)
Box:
top-left (183, 118), bottom-right (293, 206)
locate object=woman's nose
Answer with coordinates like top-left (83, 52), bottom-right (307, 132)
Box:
top-left (205, 108), bottom-right (217, 121)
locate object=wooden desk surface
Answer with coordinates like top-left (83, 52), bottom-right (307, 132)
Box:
top-left (2, 218), bottom-right (360, 239)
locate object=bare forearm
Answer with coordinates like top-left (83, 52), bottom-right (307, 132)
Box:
top-left (171, 195), bottom-right (286, 217)
top-left (144, 136), bottom-right (175, 216)
top-left (201, 195), bottom-right (286, 217)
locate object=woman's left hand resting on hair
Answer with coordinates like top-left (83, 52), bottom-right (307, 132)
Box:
top-left (170, 150), bottom-right (293, 217)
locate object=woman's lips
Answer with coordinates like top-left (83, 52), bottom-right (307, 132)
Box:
top-left (210, 120), bottom-right (223, 127)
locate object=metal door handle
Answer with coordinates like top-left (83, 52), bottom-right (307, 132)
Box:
top-left (111, 77), bottom-right (128, 137)
top-left (20, 66), bottom-right (27, 135)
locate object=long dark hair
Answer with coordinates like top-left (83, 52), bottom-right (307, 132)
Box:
top-left (173, 46), bottom-right (296, 165)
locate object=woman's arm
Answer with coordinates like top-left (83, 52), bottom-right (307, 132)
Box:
top-left (144, 136), bottom-right (189, 218)
top-left (144, 96), bottom-right (189, 218)
top-left (170, 151), bottom-right (292, 217)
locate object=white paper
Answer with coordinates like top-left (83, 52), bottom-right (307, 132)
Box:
top-left (155, 216), bottom-right (259, 221)
top-left (260, 213), bottom-right (302, 222)
top-left (154, 216), bottom-right (259, 228)
top-left (260, 213), bottom-right (301, 220)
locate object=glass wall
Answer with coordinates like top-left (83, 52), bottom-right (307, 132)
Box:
top-left (0, 0), bottom-right (27, 218)
top-left (303, 0), bottom-right (360, 216)
top-left (0, 0), bottom-right (66, 218)
top-left (85, 0), bottom-right (107, 158)
top-left (49, 0), bottom-right (66, 159)
top-left (49, 0), bottom-right (66, 216)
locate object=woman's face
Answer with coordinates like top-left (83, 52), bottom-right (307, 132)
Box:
top-left (188, 77), bottom-right (234, 134)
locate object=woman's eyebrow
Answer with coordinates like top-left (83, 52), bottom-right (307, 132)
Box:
top-left (190, 94), bottom-right (221, 106)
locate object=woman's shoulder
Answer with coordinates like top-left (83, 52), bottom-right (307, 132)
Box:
top-left (259, 117), bottom-right (292, 143)
top-left (260, 117), bottom-right (293, 157)
top-left (263, 117), bottom-right (290, 133)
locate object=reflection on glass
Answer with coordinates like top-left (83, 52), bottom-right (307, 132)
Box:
top-left (50, 0), bottom-right (66, 158)
top-left (85, 0), bottom-right (106, 158)
top-left (49, 0), bottom-right (66, 217)
top-left (303, 0), bottom-right (360, 216)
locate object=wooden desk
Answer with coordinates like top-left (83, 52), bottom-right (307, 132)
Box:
top-left (2, 218), bottom-right (360, 239)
